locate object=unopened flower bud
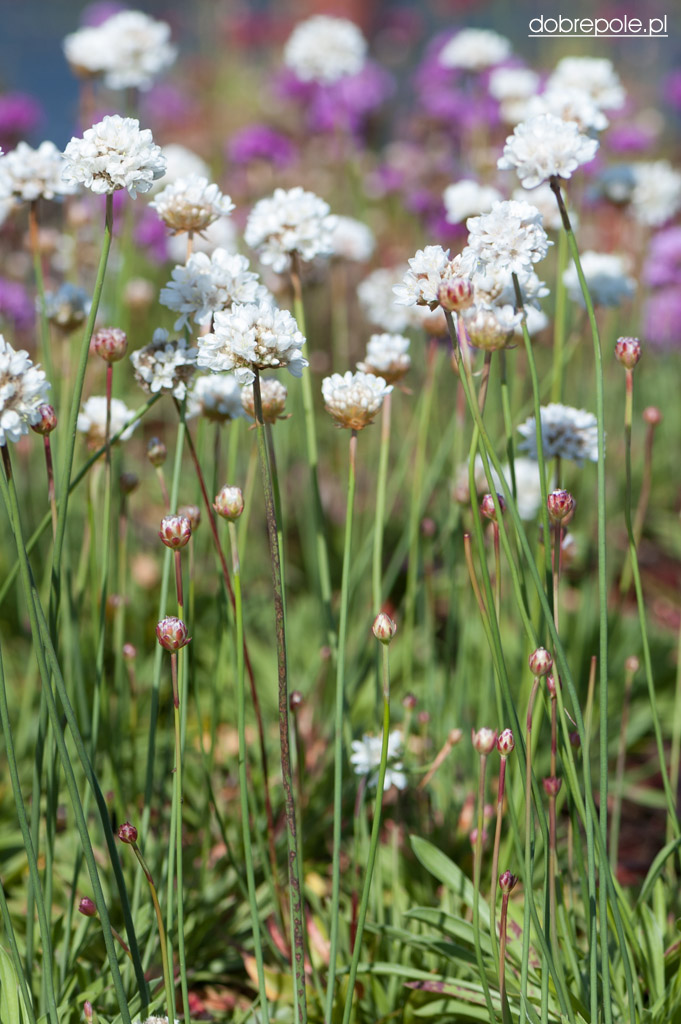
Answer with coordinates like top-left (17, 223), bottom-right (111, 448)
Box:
top-left (146, 436), bottom-right (167, 467)
top-left (373, 612), bottom-right (397, 644)
top-left (290, 690), bottom-right (304, 711)
top-left (642, 406), bottom-right (662, 426)
top-left (122, 642), bottom-right (137, 661)
top-left (469, 827), bottom-right (488, 847)
top-left (156, 616), bottom-right (191, 651)
top-left (402, 692), bottom-right (417, 710)
top-left (118, 821), bottom-right (138, 844)
top-left (78, 897), bottom-right (97, 917)
top-left (472, 727), bottom-right (498, 755)
top-left (624, 655), bottom-right (639, 674)
top-left (499, 870), bottom-right (518, 893)
top-left (214, 485), bottom-right (244, 522)
top-left (529, 647), bottom-right (553, 677)
top-left (615, 336), bottom-right (641, 370)
top-left (496, 728), bottom-right (515, 757)
top-left (481, 492), bottom-right (505, 521)
top-left (547, 489), bottom-right (575, 524)
top-left (543, 776), bottom-right (562, 797)
top-left (418, 710), bottom-right (430, 726)
top-left (449, 727), bottom-right (463, 745)
top-left (92, 326), bottom-right (128, 363)
top-left (546, 674), bottom-right (561, 697)
top-left (438, 277), bottom-right (475, 313)
top-left (31, 403), bottom-right (58, 435)
top-left (158, 514), bottom-right (192, 549)
top-left (569, 731), bottom-right (581, 748)
top-left (178, 504), bottom-right (201, 531)
top-left (84, 1001), bottom-right (93, 1023)
top-left (119, 471), bottom-right (139, 495)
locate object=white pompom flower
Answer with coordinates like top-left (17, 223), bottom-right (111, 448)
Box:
top-left (356, 333), bottom-right (410, 384)
top-left (349, 731), bottom-right (407, 790)
top-left (197, 301), bottom-right (307, 386)
top-left (463, 200), bottom-right (551, 276)
top-left (497, 113), bottom-right (599, 190)
top-left (187, 373), bottom-right (247, 423)
top-left (244, 186), bottom-right (337, 273)
top-left (0, 141), bottom-right (78, 202)
top-left (517, 403), bottom-right (599, 464)
top-left (0, 335), bottom-right (51, 446)
top-left (129, 329), bottom-right (198, 400)
top-left (150, 175), bottom-right (234, 235)
top-left (284, 15), bottom-right (367, 84)
top-left (62, 115), bottom-right (166, 198)
top-left (322, 370), bottom-right (392, 430)
top-left (439, 28), bottom-right (511, 71)
top-left (160, 249), bottom-right (267, 329)
top-left (77, 396), bottom-right (138, 448)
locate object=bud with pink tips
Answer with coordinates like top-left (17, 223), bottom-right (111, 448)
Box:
top-left (547, 489), bottom-right (575, 524)
top-left (92, 326), bottom-right (128, 363)
top-left (499, 870), bottom-right (518, 893)
top-left (31, 403), bottom-right (58, 435)
top-left (496, 728), bottom-right (515, 757)
top-left (481, 492), bottom-right (505, 521)
top-left (373, 612), bottom-right (397, 644)
top-left (158, 513), bottom-right (192, 549)
top-left (614, 335), bottom-right (641, 370)
top-left (529, 647), bottom-right (553, 676)
top-left (438, 276), bottom-right (475, 313)
top-left (543, 776), bottom-right (562, 797)
top-left (156, 616), bottom-right (191, 651)
top-left (472, 727), bottom-right (498, 755)
top-left (214, 485), bottom-right (244, 522)
top-left (117, 821), bottom-right (138, 844)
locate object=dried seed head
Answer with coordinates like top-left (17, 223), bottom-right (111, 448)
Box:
top-left (158, 513), bottom-right (192, 549)
top-left (214, 485), bottom-right (244, 522)
top-left (472, 727), bottom-right (498, 755)
top-left (122, 642), bottom-right (137, 661)
top-left (543, 775), bottom-right (562, 797)
top-left (496, 728), bottom-right (515, 757)
top-left (146, 436), bottom-right (167, 467)
top-left (529, 647), bottom-right (553, 677)
top-left (624, 655), bottom-right (640, 674)
top-left (31, 403), bottom-right (58, 435)
top-left (373, 612), bottom-right (397, 644)
top-left (178, 504), bottom-right (201, 531)
top-left (547, 488), bottom-right (575, 524)
top-left (119, 471), bottom-right (139, 495)
top-left (402, 692), bottom-right (417, 710)
top-left (290, 690), bottom-right (304, 711)
top-left (438, 276), bottom-right (475, 313)
top-left (481, 492), bottom-right (506, 521)
top-left (118, 821), bottom-right (138, 844)
top-left (92, 326), bottom-right (128, 363)
top-left (156, 616), bottom-right (191, 651)
top-left (642, 406), bottom-right (662, 426)
top-left (499, 870), bottom-right (518, 893)
top-left (545, 674), bottom-right (561, 697)
top-left (615, 335), bottom-right (641, 370)
top-left (78, 897), bottom-right (97, 917)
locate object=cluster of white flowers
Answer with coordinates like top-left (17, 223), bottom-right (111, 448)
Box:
top-left (439, 28), bottom-right (511, 71)
top-left (546, 56), bottom-right (625, 112)
top-left (498, 113), bottom-right (599, 190)
top-left (464, 200), bottom-right (551, 275)
top-left (160, 249), bottom-right (267, 329)
top-left (471, 264), bottom-right (548, 310)
top-left (517, 403), bottom-right (599, 464)
top-left (77, 396), bottom-right (138, 447)
top-left (64, 10), bottom-right (176, 91)
top-left (488, 67), bottom-right (540, 124)
top-left (349, 730), bottom-right (406, 790)
top-left (150, 175), bottom-right (234, 235)
top-left (322, 370), bottom-right (392, 430)
top-left (284, 15), bottom-right (367, 84)
top-left (358, 266), bottom-right (414, 333)
top-left (130, 329), bottom-right (198, 400)
top-left (62, 115), bottom-right (166, 198)
top-left (526, 88), bottom-right (608, 133)
top-left (512, 183), bottom-right (570, 232)
top-left (357, 333), bottom-right (411, 384)
top-left (245, 187), bottom-right (337, 273)
top-left (629, 160), bottom-right (681, 227)
top-left (442, 179), bottom-right (502, 224)
top-left (150, 144), bottom-right (209, 195)
top-left (187, 373), bottom-right (246, 422)
top-left (563, 251), bottom-right (635, 308)
top-left (0, 141), bottom-right (76, 202)
top-left (197, 301), bottom-right (307, 385)
top-left (331, 216), bottom-right (375, 262)
top-left (393, 245), bottom-right (455, 308)
top-left (0, 335), bottom-right (51, 445)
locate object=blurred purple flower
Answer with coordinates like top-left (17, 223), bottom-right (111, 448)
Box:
top-left (607, 124), bottom-right (656, 153)
top-left (80, 2), bottom-right (127, 27)
top-left (0, 277), bottom-right (34, 333)
top-left (133, 207), bottom-right (169, 264)
top-left (227, 124), bottom-right (296, 168)
top-left (0, 93), bottom-right (43, 150)
top-left (413, 34), bottom-right (499, 131)
top-left (642, 287), bottom-right (681, 351)
top-left (140, 84), bottom-right (200, 133)
top-left (274, 61), bottom-right (394, 137)
top-left (643, 227), bottom-right (681, 288)
top-left (663, 70), bottom-right (681, 110)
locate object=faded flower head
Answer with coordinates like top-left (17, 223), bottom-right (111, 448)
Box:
top-left (160, 249), bottom-right (266, 330)
top-left (43, 283), bottom-right (91, 332)
top-left (517, 403), bottom-right (598, 465)
top-left (350, 730), bottom-right (406, 790)
top-left (0, 334), bottom-right (51, 445)
top-left (439, 28), bottom-right (511, 71)
top-left (146, 437), bottom-right (166, 467)
top-left (77, 396), bottom-right (138, 448)
top-left (0, 141), bottom-right (77, 202)
top-left (156, 616), bottom-right (191, 651)
top-left (357, 333), bottom-right (410, 384)
top-left (563, 251), bottom-right (635, 308)
top-left (244, 186), bottom-right (336, 273)
top-left (197, 300), bottom-right (307, 386)
top-left (629, 161), bottom-right (681, 227)
top-left (443, 179), bottom-right (503, 225)
top-left (240, 377), bottom-right (288, 423)
top-left (322, 370), bottom-right (392, 430)
top-left (64, 10), bottom-right (176, 91)
top-left (62, 115), bottom-right (166, 198)
top-left (187, 372), bottom-right (246, 423)
top-left (284, 15), bottom-right (367, 84)
top-left (150, 175), bottom-right (234, 235)
top-left (214, 485), bottom-right (244, 522)
top-left (463, 304), bottom-right (522, 351)
top-left (331, 215), bottom-right (375, 262)
top-left (546, 56), bottom-right (625, 111)
top-left (130, 328), bottom-right (197, 400)
top-left (497, 113), bottom-right (599, 190)
top-left (464, 200), bottom-right (551, 275)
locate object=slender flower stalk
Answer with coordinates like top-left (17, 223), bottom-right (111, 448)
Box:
top-left (498, 870), bottom-right (518, 1024)
top-left (610, 656), bottom-right (638, 870)
top-left (490, 730), bottom-right (515, 963)
top-left (471, 729), bottom-right (497, 1021)
top-left (372, 390), bottom-right (392, 615)
top-left (28, 199), bottom-right (53, 383)
top-left (619, 407), bottom-right (661, 595)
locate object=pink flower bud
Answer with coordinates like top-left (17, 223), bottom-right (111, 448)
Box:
top-left (84, 1001), bottom-right (93, 1023)
top-left (118, 821), bottom-right (138, 844)
top-left (214, 485), bottom-right (244, 522)
top-left (499, 870), bottom-right (518, 893)
top-left (496, 728), bottom-right (515, 757)
top-left (418, 710), bottom-right (430, 726)
top-left (543, 776), bottom-right (562, 797)
top-left (156, 616), bottom-right (191, 651)
top-left (472, 727), bottom-right (498, 755)
top-left (438, 277), bottom-right (475, 313)
top-left (624, 655), bottom-right (639, 674)
top-left (372, 612), bottom-right (397, 644)
top-left (122, 642), bottom-right (137, 661)
top-left (546, 674), bottom-right (561, 697)
top-left (569, 731), bottom-right (581, 749)
top-left (31, 403), bottom-right (58, 435)
top-left (178, 504), bottom-right (201, 531)
top-left (547, 489), bottom-right (575, 524)
top-left (158, 514), bottom-right (192, 549)
top-left (469, 827), bottom-right (488, 847)
top-left (78, 897), bottom-right (97, 917)
top-left (146, 436), bottom-right (167, 467)
top-left (448, 727), bottom-right (463, 745)
top-left (402, 692), bottom-right (417, 710)
top-left (642, 406), bottom-right (662, 426)
top-left (615, 336), bottom-right (641, 370)
top-left (529, 647), bottom-right (553, 677)
top-left (480, 493), bottom-right (505, 521)
top-left (92, 326), bottom-right (128, 363)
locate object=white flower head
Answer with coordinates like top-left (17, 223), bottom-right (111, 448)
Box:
top-left (77, 396), bottom-right (138, 448)
top-left (62, 115), bottom-right (166, 198)
top-left (160, 249), bottom-right (267, 329)
top-left (629, 161), bottom-right (681, 227)
top-left (284, 15), bottom-right (367, 84)
top-left (464, 200), bottom-right (551, 275)
top-left (322, 370), bottom-right (392, 430)
top-left (471, 264), bottom-right (548, 310)
top-left (63, 23), bottom-right (114, 79)
top-left (563, 251), bottom-right (635, 307)
top-left (148, 144), bottom-right (209, 196)
top-left (457, 454), bottom-right (551, 521)
top-left (0, 335), bottom-right (50, 445)
top-left (512, 183), bottom-right (573, 232)
top-left (331, 216), bottom-right (375, 262)
top-left (497, 113), bottom-right (599, 190)
top-left (439, 28), bottom-right (511, 71)
top-left (130, 329), bottom-right (198, 400)
top-left (393, 245), bottom-right (454, 308)
top-left (443, 179), bottom-right (503, 224)
top-left (547, 56), bottom-right (625, 112)
top-left (489, 66), bottom-right (540, 102)
top-left (0, 141), bottom-right (78, 202)
top-left (64, 11), bottom-right (176, 90)
top-left (187, 373), bottom-right (246, 422)
top-left (517, 403), bottom-right (598, 464)
top-left (197, 300), bottom-right (307, 385)
top-left (245, 187), bottom-right (337, 273)
top-left (515, 305), bottom-right (549, 336)
top-left (527, 88), bottom-right (609, 133)
top-left (150, 175), bottom-right (234, 235)
top-left (240, 377), bottom-right (288, 423)
top-left (357, 333), bottom-right (410, 384)
top-left (349, 730), bottom-right (406, 790)
top-left (167, 215), bottom-right (237, 265)
top-left (358, 266), bottom-right (412, 333)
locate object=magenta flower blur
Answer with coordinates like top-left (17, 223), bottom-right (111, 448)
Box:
top-left (0, 278), bottom-right (34, 334)
top-left (643, 228), bottom-right (681, 289)
top-left (133, 206), bottom-right (169, 264)
top-left (663, 70), bottom-right (681, 111)
top-left (274, 61), bottom-right (393, 137)
top-left (606, 123), bottom-right (656, 153)
top-left (0, 93), bottom-right (43, 151)
top-left (80, 1), bottom-right (127, 27)
top-left (140, 84), bottom-right (200, 134)
top-left (227, 124), bottom-right (296, 168)
top-left (642, 288), bottom-right (681, 352)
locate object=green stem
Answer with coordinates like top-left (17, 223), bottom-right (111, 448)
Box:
top-left (551, 225), bottom-right (569, 404)
top-left (372, 391), bottom-right (392, 615)
top-left (472, 753), bottom-right (496, 1021)
top-left (171, 649), bottom-right (190, 1024)
top-left (29, 200), bottom-right (54, 386)
top-left (131, 841), bottom-right (175, 1017)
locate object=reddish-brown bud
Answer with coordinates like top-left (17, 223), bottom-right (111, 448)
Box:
top-left (289, 690), bottom-right (304, 711)
top-left (438, 277), bottom-right (475, 313)
top-left (119, 471), bottom-right (139, 495)
top-left (469, 827), bottom-right (488, 847)
top-left (158, 514), bottom-right (192, 549)
top-left (146, 436), bottom-right (167, 467)
top-left (402, 692), bottom-right (417, 710)
top-left (481, 492), bottom-right (506, 521)
top-left (156, 616), bottom-right (191, 651)
top-left (373, 612), bottom-right (397, 644)
top-left (214, 485), bottom-right (244, 522)
top-left (642, 406), bottom-right (662, 426)
top-left (569, 731), bottom-right (581, 748)
top-left (615, 335), bottom-right (641, 370)
top-left (118, 821), bottom-right (138, 844)
top-left (418, 710), bottom-right (430, 726)
top-left (547, 489), bottom-right (575, 524)
top-left (529, 647), bottom-right (553, 677)
top-left (546, 674), bottom-right (561, 697)
top-left (543, 776), bottom-right (562, 797)
top-left (496, 728), bottom-right (515, 757)
top-left (92, 326), bottom-right (128, 363)
top-left (499, 870), bottom-right (518, 893)
top-left (78, 897), bottom-right (97, 917)
top-left (31, 403), bottom-right (58, 435)
top-left (472, 727), bottom-right (498, 755)
top-left (178, 504), bottom-right (201, 531)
